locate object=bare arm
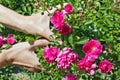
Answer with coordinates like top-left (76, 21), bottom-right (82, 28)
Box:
top-left (0, 4), bottom-right (64, 39)
top-left (0, 4), bottom-right (27, 32)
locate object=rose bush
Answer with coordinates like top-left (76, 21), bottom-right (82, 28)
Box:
top-left (0, 0), bottom-right (120, 80)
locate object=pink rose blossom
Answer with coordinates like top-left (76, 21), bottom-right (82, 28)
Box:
top-left (0, 34), bottom-right (4, 46)
top-left (7, 34), bottom-right (15, 44)
top-left (50, 11), bottom-right (64, 31)
top-left (82, 39), bottom-right (102, 56)
top-left (43, 46), bottom-right (60, 63)
top-left (77, 57), bottom-right (93, 72)
top-left (63, 3), bottom-right (72, 14)
top-left (59, 24), bottom-right (72, 35)
top-left (56, 47), bottom-right (77, 69)
top-left (98, 60), bottom-right (112, 73)
top-left (56, 48), bottom-right (71, 69)
top-left (62, 74), bottom-right (76, 80)
top-left (68, 53), bottom-right (78, 63)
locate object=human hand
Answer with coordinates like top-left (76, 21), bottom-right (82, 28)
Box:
top-left (0, 4), bottom-right (66, 40)
top-left (25, 11), bottom-right (53, 39)
top-left (2, 39), bottom-right (49, 72)
top-left (23, 4), bottom-right (64, 39)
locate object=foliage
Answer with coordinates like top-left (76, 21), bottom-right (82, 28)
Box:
top-left (0, 0), bottom-right (120, 80)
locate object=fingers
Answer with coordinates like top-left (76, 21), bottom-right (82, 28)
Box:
top-left (12, 61), bottom-right (42, 72)
top-left (30, 39), bottom-right (49, 48)
top-left (12, 52), bottom-right (42, 72)
top-left (43, 31), bottom-right (54, 40)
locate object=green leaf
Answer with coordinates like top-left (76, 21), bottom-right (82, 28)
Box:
top-left (85, 20), bottom-right (93, 25)
top-left (68, 34), bottom-right (73, 44)
top-left (76, 37), bottom-right (89, 45)
top-left (21, 4), bottom-right (27, 12)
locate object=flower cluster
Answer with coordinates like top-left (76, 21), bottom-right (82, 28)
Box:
top-left (77, 39), bottom-right (112, 75)
top-left (43, 47), bottom-right (78, 69)
top-left (0, 34), bottom-right (15, 47)
top-left (43, 39), bottom-right (112, 78)
top-left (50, 3), bottom-right (72, 35)
top-left (47, 3), bottom-right (113, 79)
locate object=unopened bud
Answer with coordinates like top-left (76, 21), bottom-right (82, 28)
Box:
top-left (91, 64), bottom-right (97, 69)
top-left (90, 70), bottom-right (95, 76)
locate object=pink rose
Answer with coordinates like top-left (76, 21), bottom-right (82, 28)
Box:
top-left (0, 34), bottom-right (4, 46)
top-left (98, 60), bottom-right (112, 73)
top-left (55, 47), bottom-right (78, 69)
top-left (7, 34), bottom-right (15, 44)
top-left (59, 24), bottom-right (72, 35)
top-left (43, 46), bottom-right (60, 63)
top-left (68, 53), bottom-right (78, 63)
top-left (56, 47), bottom-right (76, 69)
top-left (63, 3), bottom-right (72, 14)
top-left (56, 48), bottom-right (72, 69)
top-left (77, 57), bottom-right (93, 72)
top-left (50, 11), bottom-right (64, 31)
top-left (82, 39), bottom-right (102, 56)
top-left (62, 74), bottom-right (76, 80)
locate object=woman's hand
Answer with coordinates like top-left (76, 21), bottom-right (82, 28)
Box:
top-left (24, 11), bottom-right (53, 39)
top-left (0, 4), bottom-right (53, 39)
top-left (1, 39), bottom-right (49, 72)
top-left (0, 4), bottom-right (64, 39)
top-left (25, 4), bottom-right (64, 39)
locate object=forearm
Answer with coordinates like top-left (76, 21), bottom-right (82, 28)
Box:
top-left (0, 4), bottom-right (27, 32)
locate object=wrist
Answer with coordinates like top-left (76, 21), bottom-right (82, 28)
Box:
top-left (1, 49), bottom-right (13, 62)
top-left (0, 50), bottom-right (11, 68)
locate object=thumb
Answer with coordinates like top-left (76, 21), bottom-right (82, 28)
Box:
top-left (30, 39), bottom-right (49, 48)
